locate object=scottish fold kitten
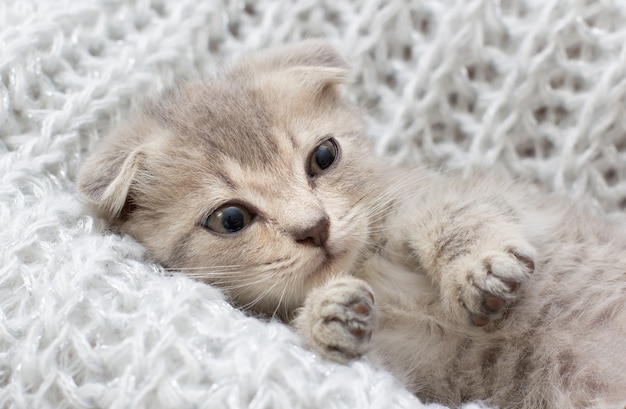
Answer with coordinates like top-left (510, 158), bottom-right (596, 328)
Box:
top-left (78, 40), bottom-right (626, 409)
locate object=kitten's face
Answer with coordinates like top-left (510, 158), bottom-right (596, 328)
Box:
top-left (79, 41), bottom-right (385, 316)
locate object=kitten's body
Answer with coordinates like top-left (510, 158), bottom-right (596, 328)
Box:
top-left (356, 172), bottom-right (626, 407)
top-left (78, 41), bottom-right (626, 408)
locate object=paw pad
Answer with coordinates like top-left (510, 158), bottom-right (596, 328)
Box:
top-left (482, 294), bottom-right (505, 313)
top-left (351, 299), bottom-right (371, 316)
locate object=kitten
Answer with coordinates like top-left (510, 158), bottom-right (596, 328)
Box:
top-left (78, 40), bottom-right (626, 409)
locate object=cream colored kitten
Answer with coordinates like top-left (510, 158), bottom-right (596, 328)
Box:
top-left (78, 40), bottom-right (626, 409)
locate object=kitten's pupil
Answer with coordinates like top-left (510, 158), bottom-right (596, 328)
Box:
top-left (220, 207), bottom-right (246, 232)
top-left (203, 205), bottom-right (251, 234)
top-left (315, 146), bottom-right (333, 169)
top-left (309, 139), bottom-right (338, 176)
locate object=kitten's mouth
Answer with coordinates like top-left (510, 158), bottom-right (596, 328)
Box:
top-left (308, 248), bottom-right (349, 279)
top-left (309, 255), bottom-right (336, 279)
top-left (305, 225), bottom-right (364, 280)
top-left (320, 251), bottom-right (336, 268)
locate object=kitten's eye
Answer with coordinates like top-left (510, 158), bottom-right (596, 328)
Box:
top-left (309, 138), bottom-right (338, 176)
top-left (202, 205), bottom-right (252, 234)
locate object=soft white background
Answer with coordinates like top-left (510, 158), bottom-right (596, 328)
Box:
top-left (2, 0), bottom-right (626, 408)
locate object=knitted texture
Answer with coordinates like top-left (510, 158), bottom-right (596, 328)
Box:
top-left (2, 0), bottom-right (626, 408)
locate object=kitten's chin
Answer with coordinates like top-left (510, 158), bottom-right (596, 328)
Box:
top-left (304, 243), bottom-right (363, 285)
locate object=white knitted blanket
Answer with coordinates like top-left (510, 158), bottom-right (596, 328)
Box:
top-left (2, 1), bottom-right (626, 408)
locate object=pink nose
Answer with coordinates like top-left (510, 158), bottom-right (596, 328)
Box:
top-left (294, 217), bottom-right (329, 247)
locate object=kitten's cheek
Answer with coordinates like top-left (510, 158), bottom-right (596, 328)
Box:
top-left (324, 234), bottom-right (364, 274)
top-left (325, 232), bottom-right (346, 257)
top-left (326, 218), bottom-right (367, 256)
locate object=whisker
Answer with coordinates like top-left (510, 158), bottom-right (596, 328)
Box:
top-left (240, 280), bottom-right (281, 311)
top-left (164, 264), bottom-right (246, 272)
top-left (348, 236), bottom-right (409, 261)
top-left (271, 283), bottom-right (288, 320)
top-left (219, 276), bottom-right (276, 292)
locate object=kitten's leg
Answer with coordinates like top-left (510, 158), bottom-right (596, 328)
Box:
top-left (410, 197), bottom-right (537, 328)
top-left (294, 276), bottom-right (376, 363)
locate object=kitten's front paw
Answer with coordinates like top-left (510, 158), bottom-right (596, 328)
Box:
top-left (451, 246), bottom-right (535, 327)
top-left (294, 277), bottom-right (376, 363)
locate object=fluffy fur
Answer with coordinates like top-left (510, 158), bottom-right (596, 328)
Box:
top-left (78, 41), bottom-right (626, 408)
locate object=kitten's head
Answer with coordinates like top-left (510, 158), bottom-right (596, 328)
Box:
top-left (78, 40), bottom-right (384, 316)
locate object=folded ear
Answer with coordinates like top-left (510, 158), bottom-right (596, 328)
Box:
top-left (231, 39), bottom-right (350, 90)
top-left (77, 122), bottom-right (155, 222)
